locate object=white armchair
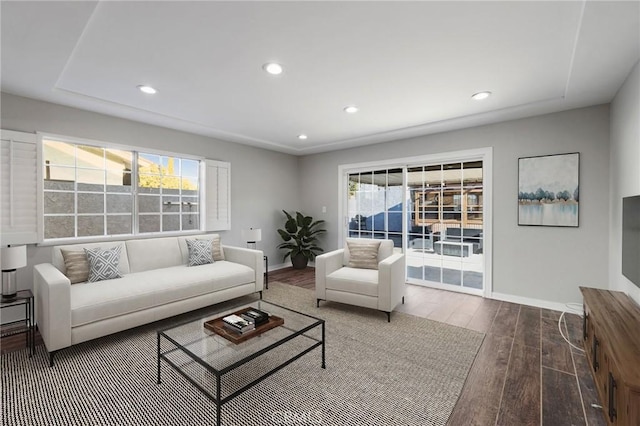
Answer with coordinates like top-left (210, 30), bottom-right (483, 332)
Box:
top-left (315, 238), bottom-right (406, 322)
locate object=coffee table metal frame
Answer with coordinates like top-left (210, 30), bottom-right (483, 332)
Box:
top-left (156, 300), bottom-right (325, 425)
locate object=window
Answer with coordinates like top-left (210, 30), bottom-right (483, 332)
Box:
top-left (41, 136), bottom-right (222, 241)
top-left (136, 153), bottom-right (200, 233)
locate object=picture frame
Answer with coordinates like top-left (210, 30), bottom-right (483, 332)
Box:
top-left (518, 152), bottom-right (579, 227)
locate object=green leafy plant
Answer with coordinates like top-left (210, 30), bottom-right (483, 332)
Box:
top-left (277, 210), bottom-right (326, 268)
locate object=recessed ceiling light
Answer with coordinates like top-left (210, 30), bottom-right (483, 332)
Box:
top-left (471, 91), bottom-right (491, 100)
top-left (137, 85), bottom-right (157, 94)
top-left (263, 63), bottom-right (283, 75)
top-left (344, 105), bottom-right (359, 114)
top-left (298, 134), bottom-right (308, 140)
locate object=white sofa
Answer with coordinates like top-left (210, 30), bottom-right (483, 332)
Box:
top-left (315, 238), bottom-right (405, 321)
top-left (33, 234), bottom-right (263, 366)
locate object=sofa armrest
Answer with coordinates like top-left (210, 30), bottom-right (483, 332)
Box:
top-left (222, 246), bottom-right (264, 291)
top-left (315, 249), bottom-right (345, 299)
top-left (377, 253), bottom-right (406, 312)
top-left (33, 263), bottom-right (72, 352)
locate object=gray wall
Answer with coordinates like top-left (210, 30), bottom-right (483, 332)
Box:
top-left (1, 92), bottom-right (301, 293)
top-left (610, 60), bottom-right (640, 304)
top-left (299, 105), bottom-right (611, 305)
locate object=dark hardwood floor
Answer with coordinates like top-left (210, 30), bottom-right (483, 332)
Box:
top-left (1, 267), bottom-right (606, 425)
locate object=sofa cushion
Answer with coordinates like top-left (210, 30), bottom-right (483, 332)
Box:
top-left (186, 239), bottom-right (213, 266)
top-left (346, 240), bottom-right (381, 270)
top-left (126, 237), bottom-right (183, 273)
top-left (85, 245), bottom-right (123, 282)
top-left (326, 267), bottom-right (379, 297)
top-left (70, 261), bottom-right (255, 327)
top-left (60, 249), bottom-right (90, 284)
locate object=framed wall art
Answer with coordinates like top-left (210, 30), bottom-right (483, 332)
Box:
top-left (518, 152), bottom-right (579, 227)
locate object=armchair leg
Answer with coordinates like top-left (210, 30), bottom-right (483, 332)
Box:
top-left (386, 312), bottom-right (391, 322)
top-left (402, 296), bottom-right (405, 304)
top-left (316, 299), bottom-right (322, 308)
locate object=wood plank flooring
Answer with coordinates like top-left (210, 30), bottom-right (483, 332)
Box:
top-left (1, 266), bottom-right (608, 425)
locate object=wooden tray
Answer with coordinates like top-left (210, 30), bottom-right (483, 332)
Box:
top-left (204, 307), bottom-right (284, 344)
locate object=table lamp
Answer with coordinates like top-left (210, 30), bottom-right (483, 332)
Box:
top-left (241, 228), bottom-right (262, 250)
top-left (2, 245), bottom-right (27, 300)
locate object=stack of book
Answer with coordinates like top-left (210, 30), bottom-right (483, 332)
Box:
top-left (242, 308), bottom-right (270, 326)
top-left (222, 314), bottom-right (255, 334)
top-left (222, 308), bottom-right (271, 334)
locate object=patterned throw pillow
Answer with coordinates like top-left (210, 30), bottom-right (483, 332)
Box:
top-left (60, 249), bottom-right (90, 284)
top-left (84, 245), bottom-right (123, 282)
top-left (186, 239), bottom-right (214, 266)
top-left (347, 240), bottom-right (382, 270)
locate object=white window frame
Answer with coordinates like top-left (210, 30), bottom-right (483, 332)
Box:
top-left (38, 132), bottom-right (230, 244)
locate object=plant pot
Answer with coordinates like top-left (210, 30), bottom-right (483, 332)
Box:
top-left (291, 253), bottom-right (309, 269)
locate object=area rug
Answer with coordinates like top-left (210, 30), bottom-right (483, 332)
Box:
top-left (1, 282), bottom-right (484, 426)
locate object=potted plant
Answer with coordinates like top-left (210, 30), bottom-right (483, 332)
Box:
top-left (277, 210), bottom-right (326, 269)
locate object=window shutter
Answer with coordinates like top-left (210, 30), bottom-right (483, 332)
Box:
top-left (204, 159), bottom-right (231, 231)
top-left (0, 130), bottom-right (39, 244)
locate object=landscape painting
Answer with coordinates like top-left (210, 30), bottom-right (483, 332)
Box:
top-left (518, 152), bottom-right (579, 227)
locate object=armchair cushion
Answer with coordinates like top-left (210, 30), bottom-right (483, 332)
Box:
top-left (345, 240), bottom-right (381, 270)
top-left (326, 267), bottom-right (379, 297)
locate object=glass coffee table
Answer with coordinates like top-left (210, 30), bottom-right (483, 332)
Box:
top-left (157, 300), bottom-right (325, 425)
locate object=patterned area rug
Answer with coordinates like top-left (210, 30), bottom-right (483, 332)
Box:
top-left (1, 282), bottom-right (484, 426)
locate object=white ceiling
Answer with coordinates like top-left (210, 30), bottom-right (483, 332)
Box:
top-left (2, 1), bottom-right (639, 155)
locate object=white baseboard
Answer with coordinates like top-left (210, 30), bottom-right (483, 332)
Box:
top-left (489, 292), bottom-right (578, 313)
top-left (268, 261), bottom-right (316, 272)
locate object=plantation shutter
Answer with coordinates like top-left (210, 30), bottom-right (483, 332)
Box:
top-left (204, 159), bottom-right (231, 231)
top-left (0, 130), bottom-right (39, 244)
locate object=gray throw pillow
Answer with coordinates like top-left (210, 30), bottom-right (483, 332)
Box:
top-left (84, 245), bottom-right (123, 282)
top-left (187, 239), bottom-right (214, 266)
top-left (346, 240), bottom-right (382, 270)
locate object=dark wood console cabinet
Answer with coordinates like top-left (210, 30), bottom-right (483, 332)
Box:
top-left (580, 287), bottom-right (640, 426)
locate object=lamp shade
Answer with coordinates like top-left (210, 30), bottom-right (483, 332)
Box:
top-left (1, 245), bottom-right (27, 270)
top-left (241, 228), bottom-right (262, 243)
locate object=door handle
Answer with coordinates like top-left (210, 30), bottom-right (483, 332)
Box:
top-left (608, 372), bottom-right (617, 422)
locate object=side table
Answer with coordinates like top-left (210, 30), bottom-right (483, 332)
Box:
top-left (0, 289), bottom-right (35, 357)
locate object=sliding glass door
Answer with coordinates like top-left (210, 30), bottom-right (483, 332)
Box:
top-left (406, 161), bottom-right (484, 293)
top-left (341, 150), bottom-right (490, 296)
